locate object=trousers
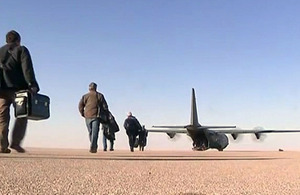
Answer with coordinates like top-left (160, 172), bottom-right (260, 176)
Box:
top-left (0, 90), bottom-right (27, 150)
top-left (103, 134), bottom-right (114, 150)
top-left (85, 118), bottom-right (101, 150)
top-left (128, 134), bottom-right (137, 149)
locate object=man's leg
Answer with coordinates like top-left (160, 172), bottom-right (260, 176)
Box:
top-left (90, 119), bottom-right (100, 153)
top-left (109, 140), bottom-right (114, 151)
top-left (0, 91), bottom-right (14, 153)
top-left (85, 118), bottom-right (96, 153)
top-left (11, 118), bottom-right (27, 153)
top-left (128, 134), bottom-right (135, 152)
top-left (85, 118), bottom-right (92, 142)
top-left (132, 135), bottom-right (136, 148)
top-left (102, 131), bottom-right (107, 151)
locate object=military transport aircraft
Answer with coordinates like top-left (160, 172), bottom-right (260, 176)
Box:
top-left (147, 88), bottom-right (300, 151)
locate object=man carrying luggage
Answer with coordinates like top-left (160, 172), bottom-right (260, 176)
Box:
top-left (123, 112), bottom-right (142, 152)
top-left (0, 30), bottom-right (39, 153)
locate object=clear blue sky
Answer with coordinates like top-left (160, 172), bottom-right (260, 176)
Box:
top-left (1, 1), bottom-right (300, 151)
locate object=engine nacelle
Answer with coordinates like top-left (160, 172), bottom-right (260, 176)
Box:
top-left (231, 133), bottom-right (239, 140)
top-left (255, 132), bottom-right (261, 139)
top-left (167, 132), bottom-right (176, 139)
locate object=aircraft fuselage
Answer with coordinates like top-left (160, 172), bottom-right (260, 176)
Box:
top-left (186, 126), bottom-right (229, 151)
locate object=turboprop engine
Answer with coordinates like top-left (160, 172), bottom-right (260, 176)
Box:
top-left (167, 132), bottom-right (176, 139)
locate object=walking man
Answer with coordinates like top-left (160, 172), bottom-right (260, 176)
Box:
top-left (138, 125), bottom-right (148, 151)
top-left (102, 111), bottom-right (119, 151)
top-left (102, 124), bottom-right (115, 151)
top-left (0, 30), bottom-right (39, 153)
top-left (79, 82), bottom-right (108, 153)
top-left (124, 112), bottom-right (142, 152)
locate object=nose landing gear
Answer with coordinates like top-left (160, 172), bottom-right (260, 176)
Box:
top-left (192, 137), bottom-right (208, 151)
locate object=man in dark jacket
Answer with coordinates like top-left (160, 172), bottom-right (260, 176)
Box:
top-left (123, 112), bottom-right (142, 152)
top-left (102, 111), bottom-right (119, 151)
top-left (0, 30), bottom-right (39, 153)
top-left (138, 125), bottom-right (148, 151)
top-left (79, 82), bottom-right (109, 153)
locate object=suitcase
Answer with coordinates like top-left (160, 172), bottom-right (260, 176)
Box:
top-left (14, 90), bottom-right (50, 120)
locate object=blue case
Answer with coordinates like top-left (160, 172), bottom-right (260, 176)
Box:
top-left (14, 90), bottom-right (50, 120)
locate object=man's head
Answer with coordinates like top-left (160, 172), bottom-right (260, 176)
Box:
top-left (127, 112), bottom-right (132, 117)
top-left (89, 82), bottom-right (97, 91)
top-left (6, 30), bottom-right (21, 44)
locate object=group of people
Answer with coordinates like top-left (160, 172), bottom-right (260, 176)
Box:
top-left (79, 82), bottom-right (148, 153)
top-left (0, 30), bottom-right (148, 154)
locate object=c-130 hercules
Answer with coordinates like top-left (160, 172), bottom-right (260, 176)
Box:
top-left (148, 88), bottom-right (300, 151)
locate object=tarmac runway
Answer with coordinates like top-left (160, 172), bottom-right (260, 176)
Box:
top-left (0, 148), bottom-right (299, 195)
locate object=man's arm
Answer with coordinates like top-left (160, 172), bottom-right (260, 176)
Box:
top-left (134, 118), bottom-right (142, 130)
top-left (20, 46), bottom-right (39, 92)
top-left (123, 119), bottom-right (128, 130)
top-left (99, 93), bottom-right (109, 111)
top-left (78, 96), bottom-right (85, 117)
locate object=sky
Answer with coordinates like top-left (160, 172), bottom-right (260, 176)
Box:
top-left (1, 0), bottom-right (300, 151)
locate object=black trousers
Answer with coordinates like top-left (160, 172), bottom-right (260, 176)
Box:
top-left (0, 90), bottom-right (28, 150)
top-left (128, 134), bottom-right (136, 149)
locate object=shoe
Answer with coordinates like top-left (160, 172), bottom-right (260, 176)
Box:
top-left (0, 148), bottom-right (11, 153)
top-left (109, 148), bottom-right (114, 151)
top-left (10, 145), bottom-right (25, 153)
top-left (89, 149), bottom-right (97, 153)
top-left (103, 148), bottom-right (107, 152)
top-left (130, 147), bottom-right (134, 152)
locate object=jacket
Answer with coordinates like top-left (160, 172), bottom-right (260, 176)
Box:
top-left (0, 43), bottom-right (39, 90)
top-left (124, 116), bottom-right (142, 135)
top-left (78, 91), bottom-right (108, 119)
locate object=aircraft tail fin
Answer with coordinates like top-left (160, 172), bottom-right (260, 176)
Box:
top-left (191, 88), bottom-right (200, 127)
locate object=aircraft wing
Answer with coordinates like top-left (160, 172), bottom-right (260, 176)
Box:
top-left (214, 129), bottom-right (300, 134)
top-left (152, 125), bottom-right (187, 128)
top-left (147, 128), bottom-right (187, 134)
top-left (147, 128), bottom-right (187, 138)
top-left (213, 129), bottom-right (300, 139)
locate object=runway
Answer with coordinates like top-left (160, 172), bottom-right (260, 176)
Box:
top-left (0, 148), bottom-right (299, 194)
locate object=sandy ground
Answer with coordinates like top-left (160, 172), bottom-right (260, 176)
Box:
top-left (0, 148), bottom-right (299, 195)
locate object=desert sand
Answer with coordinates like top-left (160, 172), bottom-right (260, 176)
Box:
top-left (0, 148), bottom-right (299, 195)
